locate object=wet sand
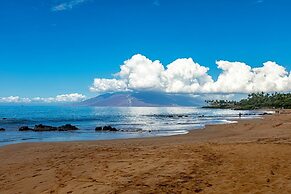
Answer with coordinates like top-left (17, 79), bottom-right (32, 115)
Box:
top-left (1, 112), bottom-right (291, 193)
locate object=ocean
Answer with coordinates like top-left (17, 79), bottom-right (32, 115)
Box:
top-left (0, 106), bottom-right (266, 146)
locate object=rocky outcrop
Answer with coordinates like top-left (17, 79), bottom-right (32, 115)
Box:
top-left (19, 126), bottom-right (33, 131)
top-left (58, 124), bottom-right (79, 131)
top-left (0, 128), bottom-right (5, 131)
top-left (34, 124), bottom-right (58, 132)
top-left (19, 124), bottom-right (79, 132)
top-left (95, 125), bottom-right (118, 132)
top-left (95, 127), bottom-right (103, 131)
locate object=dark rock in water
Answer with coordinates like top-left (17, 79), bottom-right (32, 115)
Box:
top-left (0, 128), bottom-right (5, 131)
top-left (95, 125), bottom-right (118, 132)
top-left (19, 126), bottom-right (33, 131)
top-left (103, 125), bottom-right (118, 131)
top-left (95, 126), bottom-right (103, 131)
top-left (19, 124), bottom-right (79, 132)
top-left (258, 112), bottom-right (272, 116)
top-left (2, 118), bottom-right (7, 120)
top-left (34, 124), bottom-right (58, 132)
top-left (58, 124), bottom-right (79, 131)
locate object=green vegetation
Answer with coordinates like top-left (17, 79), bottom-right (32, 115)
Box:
top-left (204, 92), bottom-right (291, 110)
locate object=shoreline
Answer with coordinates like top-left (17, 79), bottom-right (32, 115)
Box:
top-left (1, 112), bottom-right (291, 193)
top-left (0, 113), bottom-right (261, 148)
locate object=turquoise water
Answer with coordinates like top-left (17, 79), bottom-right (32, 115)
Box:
top-left (0, 106), bottom-right (264, 146)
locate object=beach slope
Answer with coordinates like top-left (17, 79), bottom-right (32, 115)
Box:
top-left (1, 113), bottom-right (291, 193)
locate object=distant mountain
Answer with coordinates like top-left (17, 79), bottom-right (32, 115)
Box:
top-left (78, 92), bottom-right (204, 107)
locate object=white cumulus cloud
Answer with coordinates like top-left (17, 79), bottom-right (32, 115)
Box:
top-left (208, 61), bottom-right (291, 93)
top-left (0, 93), bottom-right (86, 104)
top-left (118, 54), bottom-right (165, 90)
top-left (90, 79), bottom-right (128, 93)
top-left (90, 54), bottom-right (291, 94)
top-left (55, 93), bottom-right (86, 102)
top-left (252, 61), bottom-right (290, 92)
top-left (208, 61), bottom-right (254, 93)
top-left (162, 58), bottom-right (213, 93)
top-left (0, 96), bottom-right (31, 103)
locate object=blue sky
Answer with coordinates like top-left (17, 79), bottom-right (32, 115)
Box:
top-left (0, 0), bottom-right (291, 101)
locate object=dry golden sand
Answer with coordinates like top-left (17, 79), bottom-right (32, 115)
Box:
top-left (1, 112), bottom-right (291, 194)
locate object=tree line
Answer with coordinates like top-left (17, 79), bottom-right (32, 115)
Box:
top-left (204, 92), bottom-right (291, 110)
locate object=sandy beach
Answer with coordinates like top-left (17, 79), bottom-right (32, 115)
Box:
top-left (1, 112), bottom-right (291, 194)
